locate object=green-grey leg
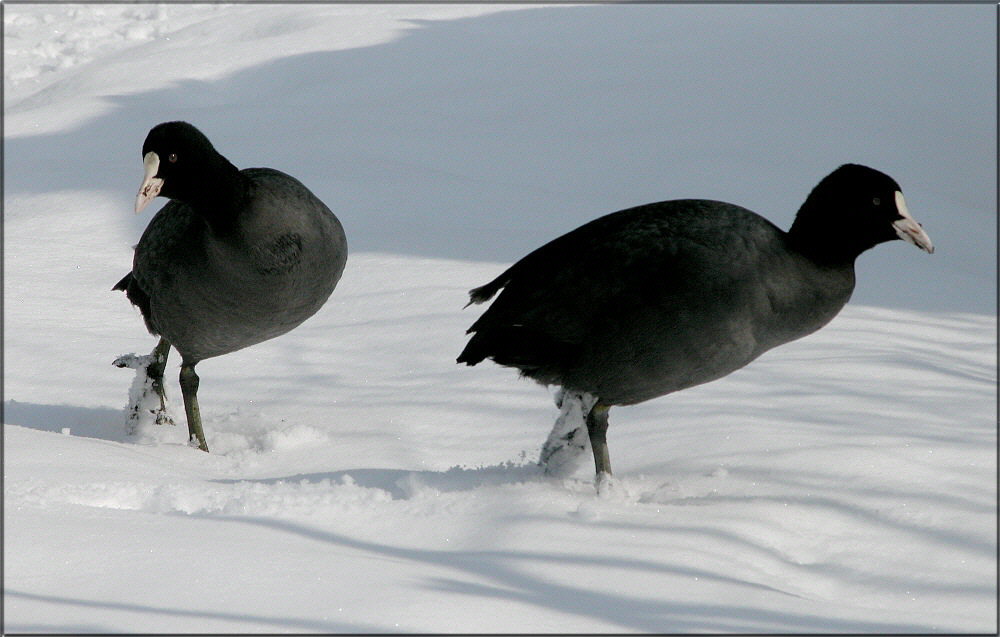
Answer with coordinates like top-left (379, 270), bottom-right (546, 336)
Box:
top-left (148, 337), bottom-right (172, 424)
top-left (179, 363), bottom-right (209, 452)
top-left (585, 402), bottom-right (613, 491)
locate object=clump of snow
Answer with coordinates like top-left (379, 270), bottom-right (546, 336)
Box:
top-left (539, 389), bottom-right (597, 477)
top-left (113, 350), bottom-right (175, 435)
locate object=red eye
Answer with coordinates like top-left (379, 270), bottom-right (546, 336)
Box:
top-left (168, 153), bottom-right (178, 163)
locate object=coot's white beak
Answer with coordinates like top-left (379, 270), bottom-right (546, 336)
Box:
top-left (891, 191), bottom-right (934, 254)
top-left (135, 152), bottom-right (164, 214)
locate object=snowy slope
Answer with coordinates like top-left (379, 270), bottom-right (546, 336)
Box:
top-left (4, 4), bottom-right (996, 634)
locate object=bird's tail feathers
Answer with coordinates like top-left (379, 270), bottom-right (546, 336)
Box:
top-left (464, 272), bottom-right (512, 308)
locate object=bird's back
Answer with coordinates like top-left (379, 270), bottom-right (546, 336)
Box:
top-left (460, 200), bottom-right (854, 405)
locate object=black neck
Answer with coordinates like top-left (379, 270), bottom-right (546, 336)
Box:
top-left (188, 156), bottom-right (246, 235)
top-left (787, 201), bottom-right (863, 267)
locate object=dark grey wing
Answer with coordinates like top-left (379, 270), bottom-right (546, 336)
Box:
top-left (118, 200), bottom-right (202, 336)
top-left (458, 201), bottom-right (776, 385)
top-left (113, 271), bottom-right (156, 335)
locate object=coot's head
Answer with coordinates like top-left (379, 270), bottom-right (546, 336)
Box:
top-left (135, 121), bottom-right (231, 213)
top-left (790, 164), bottom-right (934, 262)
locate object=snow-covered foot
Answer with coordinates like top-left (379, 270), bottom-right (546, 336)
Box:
top-left (539, 390), bottom-right (597, 478)
top-left (112, 352), bottom-right (148, 370)
top-left (114, 352), bottom-right (175, 434)
top-left (540, 427), bottom-right (589, 477)
top-left (595, 471), bottom-right (616, 498)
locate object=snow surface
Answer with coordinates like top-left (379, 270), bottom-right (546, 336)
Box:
top-left (4, 3), bottom-right (996, 633)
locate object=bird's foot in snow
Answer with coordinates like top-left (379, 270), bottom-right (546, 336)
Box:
top-left (594, 471), bottom-right (638, 502)
top-left (115, 352), bottom-right (175, 433)
top-left (540, 426), bottom-right (590, 477)
top-left (595, 471), bottom-right (616, 498)
top-left (540, 389), bottom-right (596, 477)
top-left (113, 352), bottom-right (147, 369)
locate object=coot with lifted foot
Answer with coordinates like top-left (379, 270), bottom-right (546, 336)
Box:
top-left (114, 121), bottom-right (348, 452)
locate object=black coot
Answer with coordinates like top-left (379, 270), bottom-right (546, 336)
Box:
top-left (114, 121), bottom-right (348, 452)
top-left (458, 164), bottom-right (933, 491)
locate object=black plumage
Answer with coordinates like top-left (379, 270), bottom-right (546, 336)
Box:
top-left (115, 121), bottom-right (347, 451)
top-left (459, 164), bottom-right (933, 489)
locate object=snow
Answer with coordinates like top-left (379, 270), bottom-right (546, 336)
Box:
top-left (3, 3), bottom-right (996, 633)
